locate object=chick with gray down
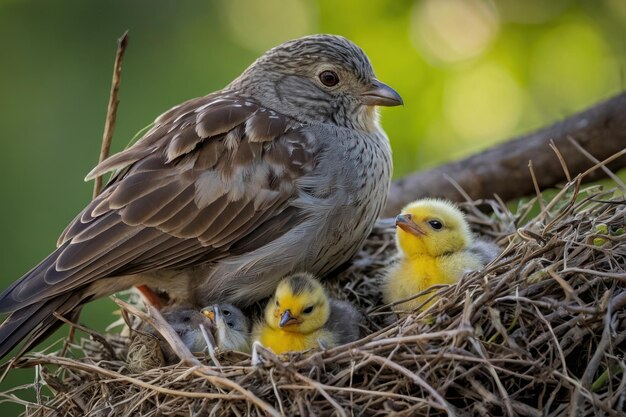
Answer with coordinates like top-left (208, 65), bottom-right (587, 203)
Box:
top-left (127, 307), bottom-right (212, 369)
top-left (128, 303), bottom-right (250, 370)
top-left (0, 33), bottom-right (402, 360)
top-left (201, 303), bottom-right (251, 353)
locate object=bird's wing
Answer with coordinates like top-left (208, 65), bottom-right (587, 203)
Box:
top-left (0, 93), bottom-right (321, 311)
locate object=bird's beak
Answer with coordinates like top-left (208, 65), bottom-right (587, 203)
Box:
top-left (279, 309), bottom-right (300, 328)
top-left (360, 79), bottom-right (403, 107)
top-left (395, 214), bottom-right (426, 236)
top-left (201, 306), bottom-right (216, 322)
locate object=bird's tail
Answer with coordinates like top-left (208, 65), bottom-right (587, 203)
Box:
top-left (0, 243), bottom-right (71, 315)
top-left (0, 292), bottom-right (84, 360)
top-left (0, 241), bottom-right (90, 359)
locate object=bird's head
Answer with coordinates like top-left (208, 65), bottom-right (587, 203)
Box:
top-left (201, 303), bottom-right (250, 351)
top-left (160, 308), bottom-right (213, 353)
top-left (395, 199), bottom-right (473, 258)
top-left (202, 303), bottom-right (249, 334)
top-left (265, 273), bottom-right (330, 334)
top-left (230, 34), bottom-right (402, 132)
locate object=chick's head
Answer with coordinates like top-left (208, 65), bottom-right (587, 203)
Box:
top-left (265, 273), bottom-right (330, 334)
top-left (202, 303), bottom-right (250, 352)
top-left (203, 304), bottom-right (249, 332)
top-left (395, 199), bottom-right (473, 257)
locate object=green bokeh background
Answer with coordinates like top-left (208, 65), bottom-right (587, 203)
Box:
top-left (1, 0), bottom-right (625, 413)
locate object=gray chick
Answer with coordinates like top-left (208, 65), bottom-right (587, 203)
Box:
top-left (201, 303), bottom-right (250, 353)
top-left (128, 307), bottom-right (212, 369)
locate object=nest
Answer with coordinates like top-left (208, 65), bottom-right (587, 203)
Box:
top-left (2, 177), bottom-right (625, 417)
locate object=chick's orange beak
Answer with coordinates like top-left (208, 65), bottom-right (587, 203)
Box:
top-left (202, 306), bottom-right (216, 322)
top-left (279, 309), bottom-right (300, 328)
top-left (395, 213), bottom-right (426, 237)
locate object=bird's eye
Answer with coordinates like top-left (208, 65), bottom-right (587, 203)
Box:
top-left (223, 309), bottom-right (231, 316)
top-left (428, 219), bottom-right (444, 230)
top-left (182, 316), bottom-right (191, 323)
top-left (275, 300), bottom-right (280, 307)
top-left (302, 306), bottom-right (315, 314)
top-left (227, 322), bottom-right (234, 328)
top-left (319, 70), bottom-right (339, 87)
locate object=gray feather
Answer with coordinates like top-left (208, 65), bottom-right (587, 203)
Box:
top-left (467, 239), bottom-right (501, 265)
top-left (325, 299), bottom-right (363, 345)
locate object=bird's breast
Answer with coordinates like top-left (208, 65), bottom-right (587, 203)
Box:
top-left (258, 327), bottom-right (331, 354)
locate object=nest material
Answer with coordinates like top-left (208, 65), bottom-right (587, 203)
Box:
top-left (3, 179), bottom-right (626, 417)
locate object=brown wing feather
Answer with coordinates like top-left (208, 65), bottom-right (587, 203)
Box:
top-left (0, 92), bottom-right (320, 312)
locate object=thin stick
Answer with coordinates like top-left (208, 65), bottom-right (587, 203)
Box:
top-left (528, 160), bottom-right (545, 212)
top-left (199, 324), bottom-right (221, 367)
top-left (293, 373), bottom-right (348, 417)
top-left (21, 355), bottom-right (242, 401)
top-left (52, 312), bottom-right (117, 359)
top-left (93, 31), bottom-right (129, 198)
top-left (580, 148), bottom-right (626, 181)
top-left (567, 136), bottom-right (626, 190)
top-left (112, 298), bottom-right (201, 367)
top-left (359, 351), bottom-right (456, 415)
top-left (549, 140), bottom-right (571, 182)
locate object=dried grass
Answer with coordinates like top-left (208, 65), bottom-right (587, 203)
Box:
top-left (2, 173), bottom-right (625, 417)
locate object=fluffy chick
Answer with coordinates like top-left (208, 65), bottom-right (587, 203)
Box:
top-left (128, 307), bottom-right (212, 367)
top-left (201, 304), bottom-right (250, 353)
top-left (383, 199), bottom-right (491, 314)
top-left (253, 273), bottom-right (361, 354)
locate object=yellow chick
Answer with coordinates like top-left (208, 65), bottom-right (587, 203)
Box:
top-left (253, 273), bottom-right (361, 354)
top-left (383, 199), bottom-right (488, 314)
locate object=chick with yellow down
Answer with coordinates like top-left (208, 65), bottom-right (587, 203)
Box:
top-left (253, 273), bottom-right (361, 354)
top-left (384, 199), bottom-right (493, 314)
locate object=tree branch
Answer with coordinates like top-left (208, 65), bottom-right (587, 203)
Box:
top-left (384, 92), bottom-right (626, 216)
top-left (93, 31), bottom-right (128, 198)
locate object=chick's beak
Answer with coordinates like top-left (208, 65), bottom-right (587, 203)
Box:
top-left (201, 306), bottom-right (216, 322)
top-left (279, 309), bottom-right (300, 328)
top-left (360, 79), bottom-right (403, 107)
top-left (395, 214), bottom-right (426, 236)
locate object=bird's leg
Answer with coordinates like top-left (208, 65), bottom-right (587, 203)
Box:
top-left (135, 285), bottom-right (168, 309)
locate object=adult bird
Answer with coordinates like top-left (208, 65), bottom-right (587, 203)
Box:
top-left (0, 34), bottom-right (402, 359)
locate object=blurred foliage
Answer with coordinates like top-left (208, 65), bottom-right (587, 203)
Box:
top-left (0, 0), bottom-right (625, 412)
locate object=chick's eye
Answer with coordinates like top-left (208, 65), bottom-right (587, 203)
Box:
top-left (303, 306), bottom-right (314, 314)
top-left (227, 322), bottom-right (234, 328)
top-left (319, 70), bottom-right (339, 87)
top-left (223, 310), bottom-right (231, 316)
top-left (275, 300), bottom-right (280, 307)
top-left (428, 219), bottom-right (443, 230)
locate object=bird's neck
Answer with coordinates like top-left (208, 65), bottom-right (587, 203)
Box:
top-left (355, 106), bottom-right (381, 133)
